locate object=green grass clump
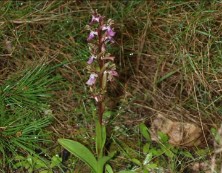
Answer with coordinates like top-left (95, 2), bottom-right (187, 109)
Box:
top-left (0, 63), bottom-right (62, 170)
top-left (0, 110), bottom-right (52, 169)
top-left (2, 63), bottom-right (61, 111)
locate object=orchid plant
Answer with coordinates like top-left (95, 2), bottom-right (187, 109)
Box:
top-left (58, 10), bottom-right (118, 173)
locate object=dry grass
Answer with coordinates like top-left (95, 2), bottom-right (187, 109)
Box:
top-left (122, 1), bottom-right (222, 133)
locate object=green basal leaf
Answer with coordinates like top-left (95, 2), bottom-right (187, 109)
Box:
top-left (98, 152), bottom-right (116, 173)
top-left (58, 139), bottom-right (97, 173)
top-left (118, 171), bottom-right (136, 173)
top-left (139, 124), bottom-right (150, 141)
top-left (101, 125), bottom-right (106, 153)
top-left (105, 164), bottom-right (114, 173)
top-left (96, 122), bottom-right (106, 158)
top-left (96, 121), bottom-right (101, 157)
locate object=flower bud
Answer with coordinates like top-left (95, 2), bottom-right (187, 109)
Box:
top-left (102, 71), bottom-right (108, 90)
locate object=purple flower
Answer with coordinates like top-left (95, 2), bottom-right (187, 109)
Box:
top-left (101, 36), bottom-right (114, 44)
top-left (87, 55), bottom-right (97, 64)
top-left (102, 25), bottom-right (116, 37)
top-left (105, 36), bottom-right (115, 43)
top-left (109, 70), bottom-right (118, 76)
top-left (86, 73), bottom-right (98, 86)
top-left (87, 31), bottom-right (98, 41)
top-left (107, 70), bottom-right (118, 81)
top-left (90, 15), bottom-right (100, 24)
top-left (90, 15), bottom-right (100, 23)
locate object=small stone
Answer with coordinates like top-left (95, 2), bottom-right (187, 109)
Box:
top-left (150, 113), bottom-right (202, 147)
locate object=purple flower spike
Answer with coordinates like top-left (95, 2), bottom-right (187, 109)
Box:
top-left (87, 31), bottom-right (98, 41)
top-left (86, 73), bottom-right (98, 86)
top-left (90, 15), bottom-right (100, 24)
top-left (102, 26), bottom-right (116, 37)
top-left (87, 55), bottom-right (96, 64)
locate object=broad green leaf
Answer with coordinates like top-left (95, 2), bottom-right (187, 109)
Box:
top-left (96, 122), bottom-right (106, 158)
top-left (106, 164), bottom-right (114, 173)
top-left (96, 121), bottom-right (102, 157)
top-left (98, 152), bottom-right (116, 172)
top-left (118, 171), bottom-right (136, 173)
top-left (101, 125), bottom-right (106, 152)
top-left (139, 124), bottom-right (150, 141)
top-left (58, 139), bottom-right (97, 173)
